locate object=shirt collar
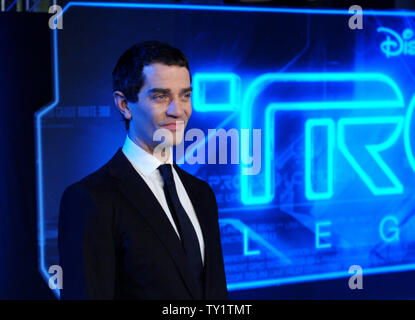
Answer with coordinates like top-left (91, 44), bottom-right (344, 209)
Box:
top-left (122, 134), bottom-right (173, 177)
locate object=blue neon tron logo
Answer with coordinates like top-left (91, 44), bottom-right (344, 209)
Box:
top-left (378, 27), bottom-right (415, 58)
top-left (192, 71), bottom-right (415, 204)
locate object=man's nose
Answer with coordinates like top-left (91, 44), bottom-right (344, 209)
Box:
top-left (166, 99), bottom-right (185, 117)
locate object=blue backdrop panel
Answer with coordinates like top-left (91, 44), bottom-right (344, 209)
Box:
top-left (36, 3), bottom-right (415, 297)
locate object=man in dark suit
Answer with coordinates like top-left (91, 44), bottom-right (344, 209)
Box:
top-left (58, 41), bottom-right (228, 300)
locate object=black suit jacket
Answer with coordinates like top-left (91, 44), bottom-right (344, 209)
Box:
top-left (58, 148), bottom-right (228, 300)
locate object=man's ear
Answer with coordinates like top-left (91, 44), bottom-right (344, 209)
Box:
top-left (113, 91), bottom-right (132, 120)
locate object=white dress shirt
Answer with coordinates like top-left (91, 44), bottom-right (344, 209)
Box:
top-left (122, 135), bottom-right (205, 264)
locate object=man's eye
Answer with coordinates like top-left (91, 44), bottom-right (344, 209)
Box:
top-left (183, 93), bottom-right (192, 99)
top-left (153, 95), bottom-right (167, 101)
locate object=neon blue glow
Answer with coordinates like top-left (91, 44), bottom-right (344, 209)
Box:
top-left (29, 0), bottom-right (42, 12)
top-left (227, 262), bottom-right (415, 290)
top-left (305, 119), bottom-right (335, 200)
top-left (6, 0), bottom-right (18, 11)
top-left (379, 215), bottom-right (400, 243)
top-left (220, 219), bottom-right (291, 264)
top-left (404, 95), bottom-right (415, 172)
top-left (193, 73), bottom-right (240, 112)
top-left (34, 26), bottom-right (61, 299)
top-left (315, 221), bottom-right (332, 249)
top-left (243, 227), bottom-right (261, 256)
top-left (60, 2), bottom-right (415, 17)
top-left (241, 72), bottom-right (404, 205)
top-left (337, 117), bottom-right (404, 196)
top-left (36, 1), bottom-right (415, 297)
top-left (377, 27), bottom-right (415, 58)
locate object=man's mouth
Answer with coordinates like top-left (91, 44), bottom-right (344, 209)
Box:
top-left (160, 121), bottom-right (184, 131)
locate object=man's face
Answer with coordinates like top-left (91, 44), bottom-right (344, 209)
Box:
top-left (128, 63), bottom-right (192, 149)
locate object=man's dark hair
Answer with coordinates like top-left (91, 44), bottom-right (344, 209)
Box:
top-left (112, 40), bottom-right (191, 130)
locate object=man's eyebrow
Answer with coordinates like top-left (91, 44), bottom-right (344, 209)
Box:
top-left (146, 88), bottom-right (171, 95)
top-left (146, 87), bottom-right (193, 95)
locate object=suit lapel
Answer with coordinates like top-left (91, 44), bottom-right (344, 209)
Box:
top-left (107, 149), bottom-right (202, 299)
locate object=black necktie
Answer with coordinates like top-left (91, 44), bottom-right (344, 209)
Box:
top-left (158, 164), bottom-right (204, 297)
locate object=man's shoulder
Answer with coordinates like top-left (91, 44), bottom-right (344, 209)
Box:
top-left (62, 151), bottom-right (120, 201)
